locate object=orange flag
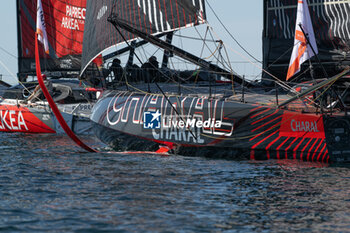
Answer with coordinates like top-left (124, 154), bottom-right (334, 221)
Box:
top-left (286, 0), bottom-right (318, 80)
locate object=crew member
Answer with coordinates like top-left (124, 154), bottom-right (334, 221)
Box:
top-left (27, 74), bottom-right (53, 103)
top-left (110, 58), bottom-right (124, 82)
top-left (141, 56), bottom-right (159, 83)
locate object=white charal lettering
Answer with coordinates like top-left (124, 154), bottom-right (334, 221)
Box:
top-left (187, 128), bottom-right (197, 143)
top-left (196, 127), bottom-right (204, 144)
top-left (310, 122), bottom-right (315, 132)
top-left (291, 120), bottom-right (320, 132)
top-left (291, 119), bottom-right (296, 131)
top-left (305, 121), bottom-right (310, 132)
top-left (152, 129), bottom-right (159, 140)
top-left (314, 121), bottom-right (319, 132)
top-left (169, 127), bottom-right (178, 141)
top-left (178, 127), bottom-right (187, 141)
top-left (154, 126), bottom-right (204, 144)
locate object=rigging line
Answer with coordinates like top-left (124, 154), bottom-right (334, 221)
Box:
top-left (177, 30), bottom-right (189, 70)
top-left (136, 35), bottom-right (212, 90)
top-left (205, 0), bottom-right (262, 64)
top-left (0, 46), bottom-right (17, 59)
top-left (212, 31), bottom-right (319, 106)
top-left (111, 23), bottom-right (198, 140)
top-left (197, 26), bottom-right (209, 74)
top-left (202, 81), bottom-right (348, 142)
top-left (203, 40), bottom-right (222, 60)
top-left (193, 26), bottom-right (238, 80)
top-left (206, 27), bottom-right (242, 83)
top-left (173, 33), bottom-right (218, 42)
top-left (279, 68), bottom-right (350, 108)
top-left (193, 26), bottom-right (223, 67)
top-left (35, 34), bottom-right (96, 153)
top-left (203, 17), bottom-right (294, 88)
top-left (209, 26), bottom-right (295, 93)
top-left (139, 45), bottom-right (194, 87)
top-left (0, 58), bottom-right (38, 99)
top-left (266, 44), bottom-right (294, 69)
top-left (222, 44), bottom-right (236, 96)
top-left (207, 27), bottom-right (233, 71)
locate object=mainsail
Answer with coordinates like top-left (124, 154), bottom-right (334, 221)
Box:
top-left (17, 0), bottom-right (87, 79)
top-left (81, 0), bottom-right (206, 74)
top-left (263, 0), bottom-right (350, 81)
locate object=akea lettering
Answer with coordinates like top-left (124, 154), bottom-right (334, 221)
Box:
top-left (0, 110), bottom-right (28, 131)
top-left (62, 5), bottom-right (86, 30)
top-left (291, 120), bottom-right (319, 133)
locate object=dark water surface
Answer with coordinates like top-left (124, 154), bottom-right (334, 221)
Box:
top-left (0, 133), bottom-right (349, 232)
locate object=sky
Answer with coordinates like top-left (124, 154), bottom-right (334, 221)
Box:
top-left (0, 1), bottom-right (263, 85)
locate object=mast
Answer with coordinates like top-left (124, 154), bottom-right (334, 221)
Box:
top-left (108, 15), bottom-right (253, 87)
top-left (161, 32), bottom-right (174, 69)
top-left (16, 0), bottom-right (25, 81)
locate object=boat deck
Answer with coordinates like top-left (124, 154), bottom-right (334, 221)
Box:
top-left (108, 82), bottom-right (343, 115)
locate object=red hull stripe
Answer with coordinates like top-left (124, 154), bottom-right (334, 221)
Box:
top-left (250, 122), bottom-right (280, 141)
top-left (251, 109), bottom-right (279, 125)
top-left (250, 106), bottom-right (264, 112)
top-left (312, 139), bottom-right (324, 161)
top-left (306, 138), bottom-right (320, 161)
top-left (300, 138), bottom-right (315, 161)
top-left (292, 138), bottom-right (306, 160)
top-left (250, 108), bottom-right (271, 119)
top-left (276, 137), bottom-right (290, 159)
top-left (251, 115), bottom-right (282, 132)
top-left (317, 144), bottom-right (327, 161)
top-left (265, 136), bottom-right (282, 160)
top-left (322, 150), bottom-right (329, 163)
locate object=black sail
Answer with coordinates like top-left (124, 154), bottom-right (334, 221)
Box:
top-left (81, 0), bottom-right (206, 74)
top-left (263, 0), bottom-right (350, 81)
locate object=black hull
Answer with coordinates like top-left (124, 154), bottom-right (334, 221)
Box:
top-left (91, 90), bottom-right (350, 163)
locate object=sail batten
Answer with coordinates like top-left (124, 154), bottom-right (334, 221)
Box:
top-left (81, 0), bottom-right (206, 74)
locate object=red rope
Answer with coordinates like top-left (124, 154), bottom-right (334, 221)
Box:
top-left (35, 33), bottom-right (97, 153)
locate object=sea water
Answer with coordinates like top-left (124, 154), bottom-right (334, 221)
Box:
top-left (0, 133), bottom-right (349, 232)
